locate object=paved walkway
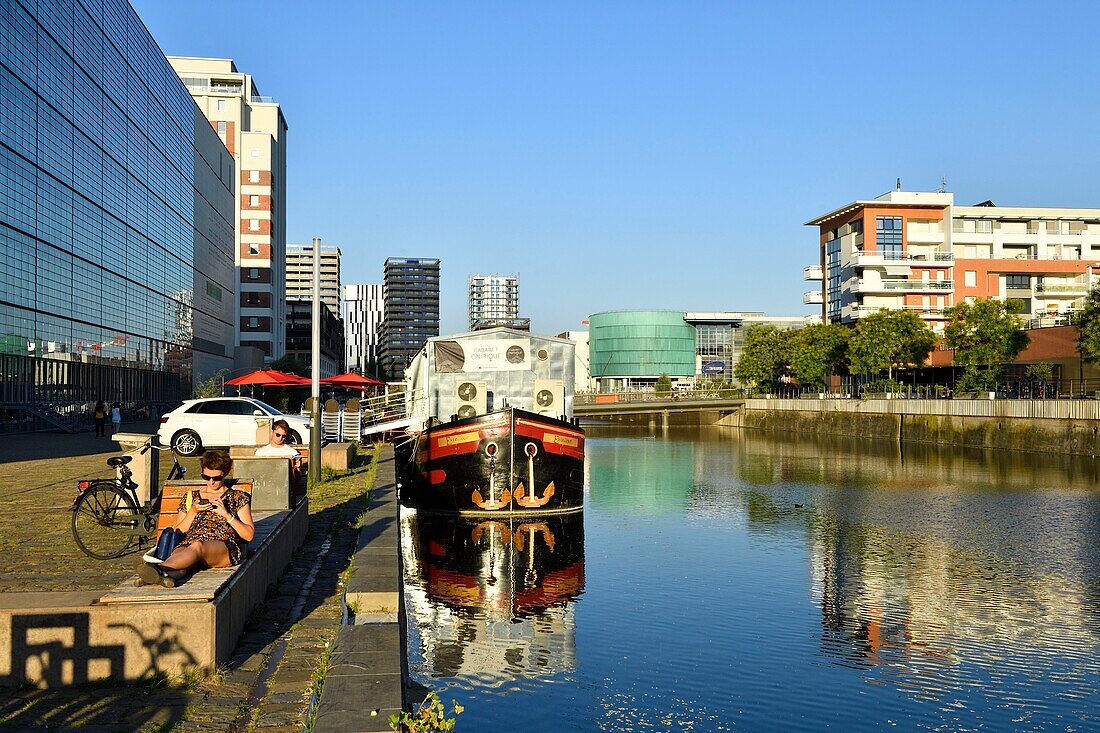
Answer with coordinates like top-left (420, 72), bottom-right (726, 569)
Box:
top-left (0, 422), bottom-right (168, 593)
top-left (0, 428), bottom-right (395, 732)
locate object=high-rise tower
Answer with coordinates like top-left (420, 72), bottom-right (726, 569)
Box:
top-left (168, 57), bottom-right (288, 361)
top-left (286, 243), bottom-right (342, 317)
top-left (380, 258), bottom-right (440, 380)
top-left (344, 284), bottom-right (384, 377)
top-left (468, 274), bottom-right (521, 330)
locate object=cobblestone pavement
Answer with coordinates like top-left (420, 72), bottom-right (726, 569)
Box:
top-left (1, 432), bottom-right (389, 732)
top-left (0, 422), bottom-right (174, 593)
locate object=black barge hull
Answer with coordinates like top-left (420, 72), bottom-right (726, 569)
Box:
top-left (397, 408), bottom-right (584, 514)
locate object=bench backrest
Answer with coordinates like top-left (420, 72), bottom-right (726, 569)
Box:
top-left (157, 480), bottom-right (254, 532)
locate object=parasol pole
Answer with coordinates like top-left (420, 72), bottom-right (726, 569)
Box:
top-left (309, 237), bottom-right (322, 487)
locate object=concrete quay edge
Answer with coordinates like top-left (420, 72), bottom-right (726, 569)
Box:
top-left (313, 451), bottom-right (405, 732)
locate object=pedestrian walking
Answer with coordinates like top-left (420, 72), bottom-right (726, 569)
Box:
top-left (110, 402), bottom-right (121, 434)
top-left (93, 400), bottom-right (107, 437)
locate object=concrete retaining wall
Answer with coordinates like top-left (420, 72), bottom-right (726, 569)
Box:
top-left (0, 501), bottom-right (309, 687)
top-left (735, 399), bottom-right (1100, 455)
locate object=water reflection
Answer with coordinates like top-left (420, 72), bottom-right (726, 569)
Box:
top-left (723, 428), bottom-right (1100, 713)
top-left (406, 428), bottom-right (1100, 729)
top-left (402, 509), bottom-right (585, 685)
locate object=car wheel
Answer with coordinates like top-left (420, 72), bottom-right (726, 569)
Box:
top-left (288, 430), bottom-right (302, 445)
top-left (172, 429), bottom-right (202, 457)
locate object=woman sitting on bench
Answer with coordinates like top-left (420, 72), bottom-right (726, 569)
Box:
top-left (135, 451), bottom-right (255, 588)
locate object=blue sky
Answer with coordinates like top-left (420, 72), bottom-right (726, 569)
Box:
top-left (132, 0), bottom-right (1100, 335)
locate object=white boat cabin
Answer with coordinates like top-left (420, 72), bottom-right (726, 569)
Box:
top-left (405, 328), bottom-right (576, 429)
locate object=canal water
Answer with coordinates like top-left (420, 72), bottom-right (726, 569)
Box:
top-left (401, 427), bottom-right (1100, 731)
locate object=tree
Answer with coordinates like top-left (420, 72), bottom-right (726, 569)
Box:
top-left (655, 373), bottom-right (672, 396)
top-left (1076, 285), bottom-right (1100, 367)
top-left (944, 297), bottom-right (1029, 389)
top-left (1024, 362), bottom-right (1053, 382)
top-left (734, 325), bottom-right (790, 392)
top-left (193, 369), bottom-right (227, 398)
top-left (270, 354), bottom-right (310, 376)
top-left (787, 324), bottom-right (850, 389)
top-left (848, 309), bottom-right (937, 380)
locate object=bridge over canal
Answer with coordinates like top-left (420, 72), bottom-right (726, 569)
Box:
top-left (574, 392), bottom-right (745, 427)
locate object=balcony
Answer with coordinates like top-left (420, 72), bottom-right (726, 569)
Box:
top-left (851, 279), bottom-right (953, 294)
top-left (803, 290), bottom-right (823, 305)
top-left (803, 265), bottom-right (823, 281)
top-left (1035, 281), bottom-right (1089, 296)
top-left (854, 251), bottom-right (954, 267)
top-left (850, 305), bottom-right (948, 319)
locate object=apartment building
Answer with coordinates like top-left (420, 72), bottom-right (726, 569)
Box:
top-left (468, 273), bottom-right (520, 330)
top-left (168, 57), bottom-right (288, 360)
top-left (806, 191), bottom-right (1100, 330)
top-left (286, 243), bottom-right (342, 317)
top-left (1, 0), bottom-right (236, 430)
top-left (380, 258), bottom-right (440, 380)
top-left (285, 300), bottom-right (344, 377)
top-left (344, 283), bottom-right (384, 377)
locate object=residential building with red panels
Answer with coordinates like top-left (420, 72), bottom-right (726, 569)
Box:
top-left (804, 191), bottom-right (1100, 331)
top-left (167, 57), bottom-right (289, 360)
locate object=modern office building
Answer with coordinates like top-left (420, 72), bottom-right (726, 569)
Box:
top-left (588, 311), bottom-right (696, 392)
top-left (168, 57), bottom-right (288, 361)
top-left (286, 243), bottom-right (342, 317)
top-left (380, 258), bottom-right (440, 380)
top-left (284, 300), bottom-right (344, 377)
top-left (685, 312), bottom-right (818, 383)
top-left (344, 283), bottom-right (384, 377)
top-left (468, 273), bottom-right (520, 330)
top-left (806, 190), bottom-right (1100, 331)
top-left (558, 330), bottom-right (595, 393)
top-left (1, 0), bottom-right (236, 431)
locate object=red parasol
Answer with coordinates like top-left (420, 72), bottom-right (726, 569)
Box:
top-left (266, 370), bottom-right (311, 386)
top-left (225, 369), bottom-right (293, 387)
top-left (320, 372), bottom-right (385, 390)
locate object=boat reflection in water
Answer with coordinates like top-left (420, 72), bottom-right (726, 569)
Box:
top-left (401, 508), bottom-right (585, 685)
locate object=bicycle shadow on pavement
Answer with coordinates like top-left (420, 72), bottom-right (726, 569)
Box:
top-left (0, 611), bottom-right (194, 731)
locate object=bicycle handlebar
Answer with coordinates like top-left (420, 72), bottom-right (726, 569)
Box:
top-left (140, 441), bottom-right (177, 452)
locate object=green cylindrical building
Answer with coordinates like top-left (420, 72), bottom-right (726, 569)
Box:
top-left (588, 311), bottom-right (696, 390)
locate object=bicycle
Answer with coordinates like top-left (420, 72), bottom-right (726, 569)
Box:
top-left (70, 442), bottom-right (187, 560)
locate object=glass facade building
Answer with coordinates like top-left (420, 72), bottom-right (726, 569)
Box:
top-left (588, 311), bottom-right (695, 390)
top-left (0, 0), bottom-right (235, 429)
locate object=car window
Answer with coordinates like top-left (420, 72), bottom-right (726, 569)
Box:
top-left (197, 401), bottom-right (234, 415)
top-left (227, 400), bottom-right (260, 416)
top-left (250, 400), bottom-right (281, 416)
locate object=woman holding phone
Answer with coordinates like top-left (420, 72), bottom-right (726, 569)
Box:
top-left (134, 450), bottom-right (255, 587)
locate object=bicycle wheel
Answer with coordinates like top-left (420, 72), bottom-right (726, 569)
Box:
top-left (71, 482), bottom-right (142, 559)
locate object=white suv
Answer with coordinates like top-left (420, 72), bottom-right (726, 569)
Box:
top-left (158, 397), bottom-right (312, 456)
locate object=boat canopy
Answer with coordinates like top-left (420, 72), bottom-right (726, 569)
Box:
top-left (405, 328), bottom-right (576, 427)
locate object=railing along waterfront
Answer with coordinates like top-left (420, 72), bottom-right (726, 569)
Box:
top-left (575, 390), bottom-right (744, 406)
top-left (745, 396), bottom-right (1100, 421)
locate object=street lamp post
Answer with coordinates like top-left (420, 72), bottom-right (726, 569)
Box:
top-left (309, 237), bottom-right (322, 488)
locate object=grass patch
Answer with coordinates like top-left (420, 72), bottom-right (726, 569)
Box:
top-left (168, 665), bottom-right (224, 694)
top-left (302, 635), bottom-right (337, 733)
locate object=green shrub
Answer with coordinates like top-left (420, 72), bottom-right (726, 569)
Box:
top-left (389, 692), bottom-right (463, 732)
